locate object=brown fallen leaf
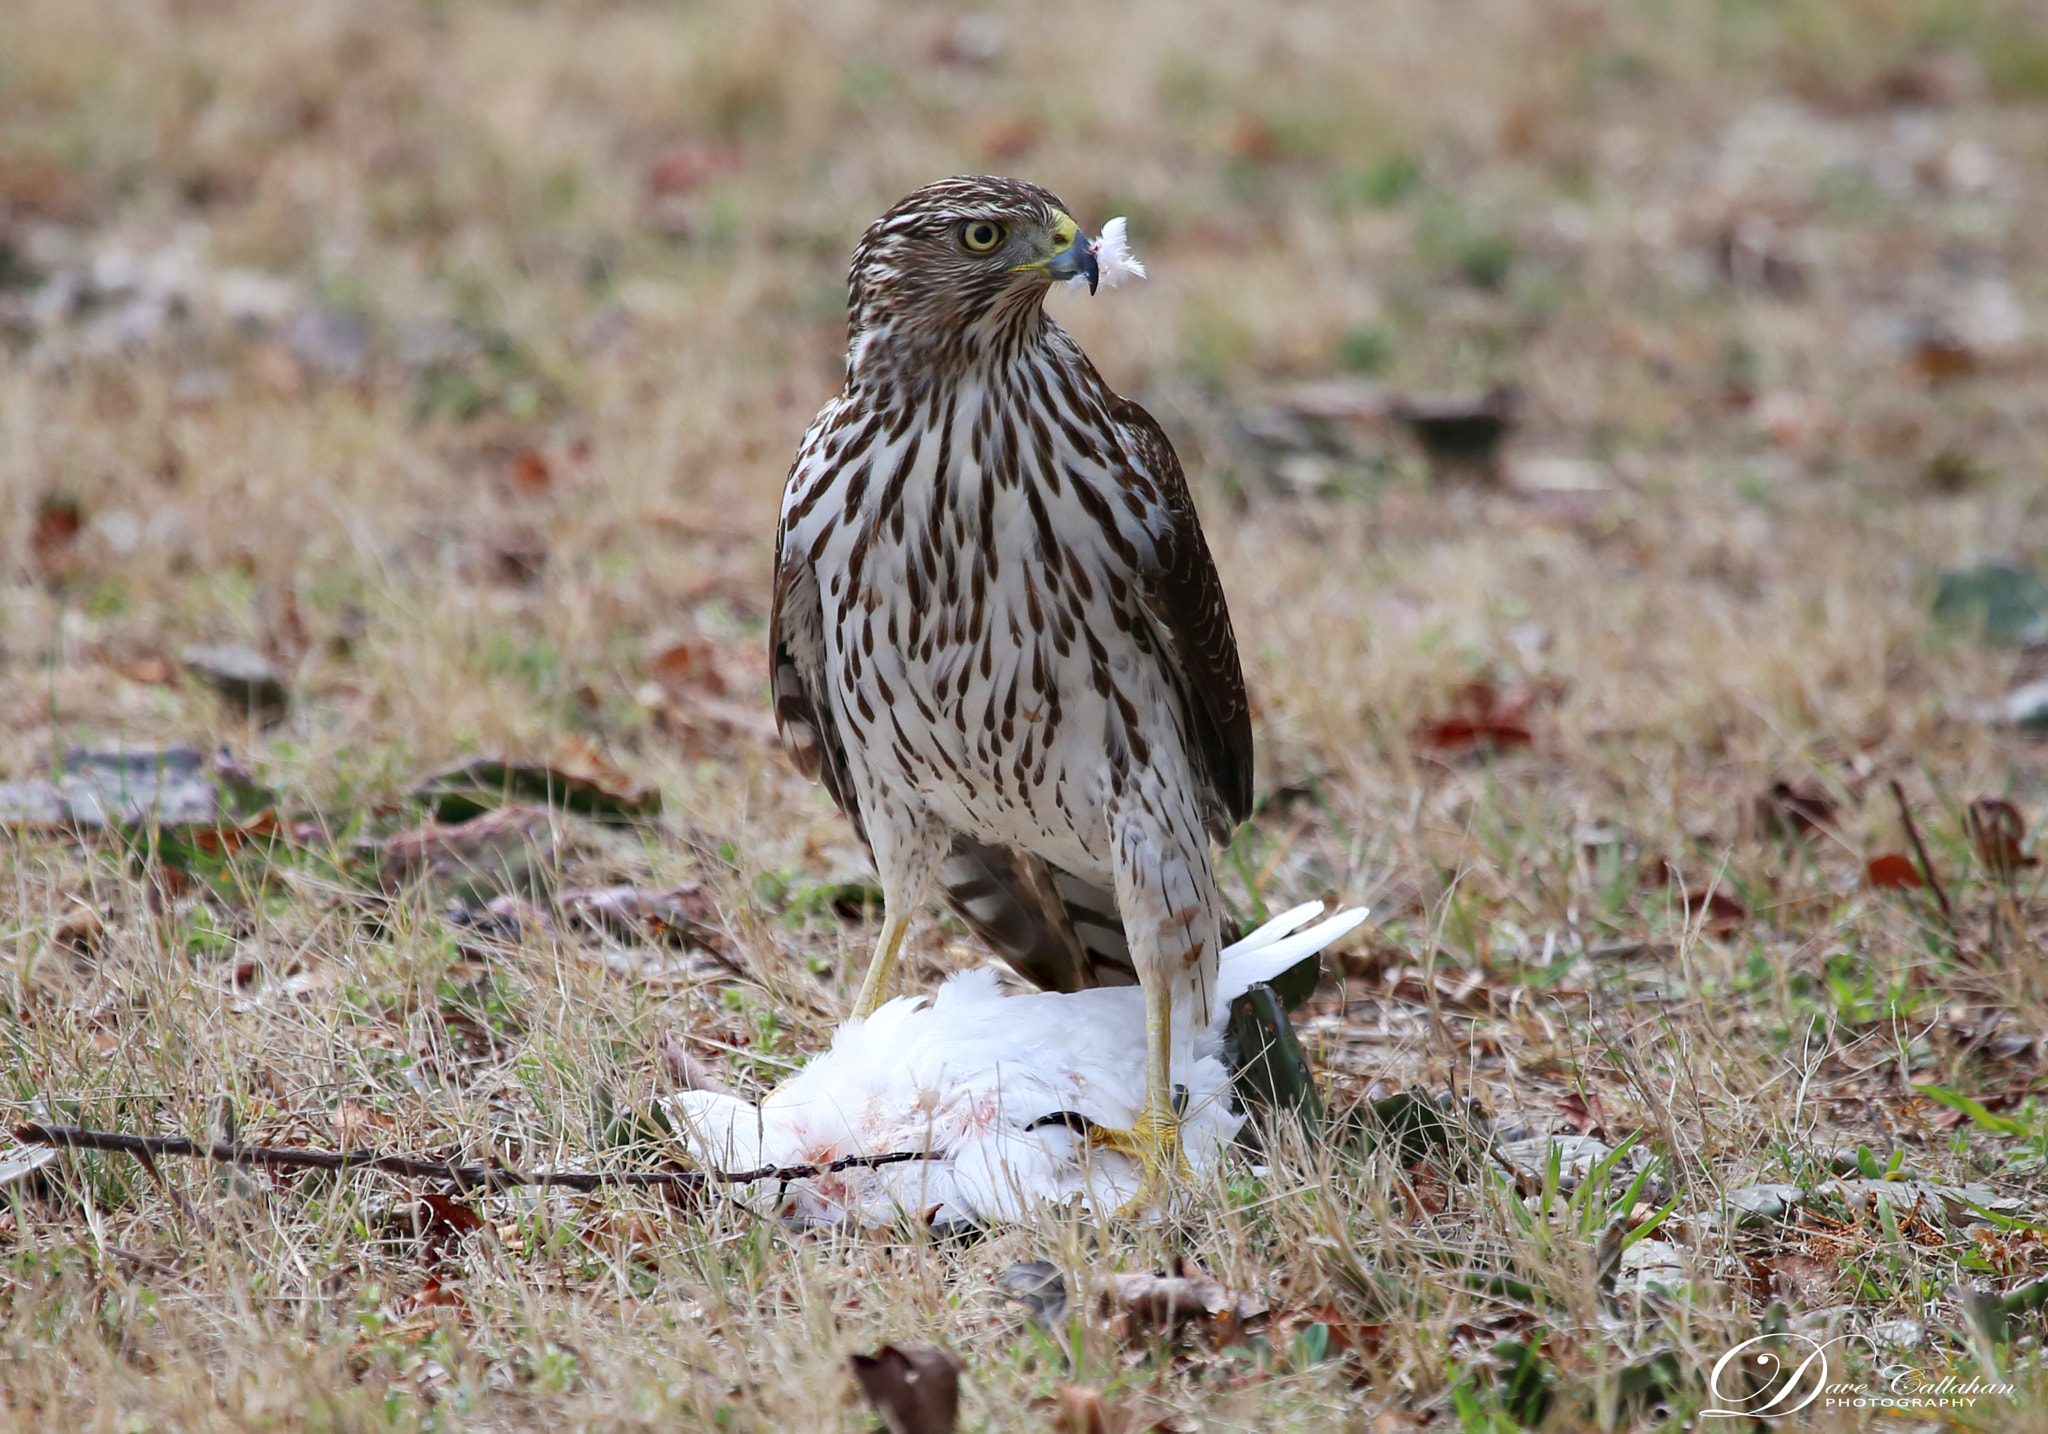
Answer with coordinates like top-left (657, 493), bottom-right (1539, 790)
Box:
top-left (379, 804), bottom-right (563, 903)
top-left (331, 1099), bottom-right (397, 1147)
top-left (31, 495), bottom-right (84, 581)
top-left (1227, 113), bottom-right (1281, 163)
top-left (415, 749), bottom-right (659, 823)
top-left (1911, 332), bottom-right (1977, 384)
top-left (561, 882), bottom-right (724, 949)
top-left (1412, 681), bottom-right (1535, 754)
top-left (1093, 1258), bottom-right (1268, 1343)
top-left (644, 140), bottom-right (736, 196)
top-left (1388, 385), bottom-right (1518, 484)
top-left (507, 448), bottom-right (552, 493)
top-left (1754, 779), bottom-right (1836, 838)
top-left (660, 1030), bottom-right (736, 1098)
top-left (1966, 798), bottom-right (2036, 881)
top-left (1676, 888), bottom-right (1748, 934)
top-left (417, 1192), bottom-right (485, 1240)
top-left (52, 906), bottom-right (107, 958)
top-left (491, 527), bottom-right (548, 585)
top-left (113, 654), bottom-right (175, 685)
top-left (976, 113), bottom-right (1039, 163)
top-left (1555, 1091), bottom-right (1607, 1139)
top-left (850, 1344), bottom-right (959, 1434)
top-left (1048, 1384), bottom-right (1185, 1434)
top-left (649, 639), bottom-right (729, 698)
top-left (405, 1273), bottom-right (469, 1316)
top-left (1866, 853), bottom-right (1924, 890)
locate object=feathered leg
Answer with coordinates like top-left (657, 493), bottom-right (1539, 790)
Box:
top-left (1085, 773), bottom-right (1220, 1212)
top-left (848, 801), bottom-right (946, 1020)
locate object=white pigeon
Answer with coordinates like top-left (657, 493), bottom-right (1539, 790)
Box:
top-left (666, 902), bottom-right (1367, 1226)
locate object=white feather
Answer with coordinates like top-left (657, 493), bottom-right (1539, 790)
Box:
top-left (666, 904), bottom-right (1368, 1226)
top-left (1067, 216), bottom-right (1148, 293)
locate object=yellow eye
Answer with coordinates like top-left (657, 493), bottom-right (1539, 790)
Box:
top-left (959, 220), bottom-right (1006, 254)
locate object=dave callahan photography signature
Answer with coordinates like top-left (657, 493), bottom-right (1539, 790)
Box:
top-left (1703, 1334), bottom-right (2015, 1417)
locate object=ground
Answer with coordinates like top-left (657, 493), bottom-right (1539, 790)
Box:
top-left (6, 0), bottom-right (2048, 1428)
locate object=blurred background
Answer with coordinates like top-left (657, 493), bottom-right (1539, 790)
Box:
top-left (4, 0), bottom-right (2048, 897)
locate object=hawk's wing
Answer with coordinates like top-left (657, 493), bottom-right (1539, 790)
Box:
top-left (1113, 394), bottom-right (1256, 836)
top-left (770, 424), bottom-right (865, 842)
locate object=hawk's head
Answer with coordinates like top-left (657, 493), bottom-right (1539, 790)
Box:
top-left (846, 176), bottom-right (1098, 354)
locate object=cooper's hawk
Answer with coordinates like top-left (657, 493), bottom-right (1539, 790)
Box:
top-left (770, 176), bottom-right (1252, 1201)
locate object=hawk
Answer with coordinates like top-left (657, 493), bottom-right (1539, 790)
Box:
top-left (770, 176), bottom-right (1252, 1200)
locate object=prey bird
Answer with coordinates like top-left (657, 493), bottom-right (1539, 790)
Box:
top-left (770, 176), bottom-right (1253, 1205)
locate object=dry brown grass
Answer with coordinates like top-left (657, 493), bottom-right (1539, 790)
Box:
top-left (8, 0), bottom-right (2048, 1427)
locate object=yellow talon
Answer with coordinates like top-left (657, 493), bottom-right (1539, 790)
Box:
top-left (1087, 1102), bottom-right (1190, 1216)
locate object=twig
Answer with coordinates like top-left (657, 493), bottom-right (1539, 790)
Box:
top-left (1889, 779), bottom-right (1955, 931)
top-left (13, 1123), bottom-right (922, 1192)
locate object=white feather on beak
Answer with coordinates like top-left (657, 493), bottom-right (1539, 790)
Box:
top-left (665, 902), bottom-right (1366, 1227)
top-left (1067, 216), bottom-right (1147, 293)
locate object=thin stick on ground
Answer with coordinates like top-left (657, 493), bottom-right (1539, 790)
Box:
top-left (14, 1123), bottom-right (922, 1192)
top-left (1890, 778), bottom-right (1956, 933)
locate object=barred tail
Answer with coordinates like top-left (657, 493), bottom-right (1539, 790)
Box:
top-left (936, 835), bottom-right (1137, 993)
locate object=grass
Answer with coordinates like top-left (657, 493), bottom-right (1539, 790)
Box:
top-left (6, 0), bottom-right (2048, 1427)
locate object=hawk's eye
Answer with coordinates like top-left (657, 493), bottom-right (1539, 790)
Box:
top-left (959, 220), bottom-right (1006, 254)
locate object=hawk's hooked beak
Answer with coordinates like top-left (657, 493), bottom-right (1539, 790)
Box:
top-left (1025, 211), bottom-right (1099, 294)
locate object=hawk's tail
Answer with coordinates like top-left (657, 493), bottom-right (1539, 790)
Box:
top-left (937, 836), bottom-right (1137, 993)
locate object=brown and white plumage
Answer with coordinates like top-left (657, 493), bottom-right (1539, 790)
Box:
top-left (770, 176), bottom-right (1252, 1199)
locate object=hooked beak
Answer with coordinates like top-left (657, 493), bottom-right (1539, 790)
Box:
top-left (1044, 227), bottom-right (1099, 294)
top-left (1019, 210), bottom-right (1099, 294)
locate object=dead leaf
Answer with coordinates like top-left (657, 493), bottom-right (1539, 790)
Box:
top-left (380, 804), bottom-right (563, 903)
top-left (416, 1191), bottom-right (485, 1239)
top-left (1911, 332), bottom-right (1977, 384)
top-left (1048, 1385), bottom-right (1184, 1434)
top-left (249, 341), bottom-right (308, 398)
top-left (976, 113), bottom-right (1039, 163)
top-left (53, 906), bottom-right (107, 958)
top-left (1381, 965), bottom-right (1504, 1012)
top-left (415, 750), bottom-right (659, 824)
top-left (1413, 682), bottom-right (1535, 754)
top-left (578, 1207), bottom-right (667, 1264)
top-left (561, 882), bottom-right (723, 948)
top-left (405, 1273), bottom-right (469, 1315)
top-left (661, 1030), bottom-right (737, 1097)
top-left (31, 495), bottom-right (83, 581)
top-left (1966, 798), bottom-right (2036, 880)
top-left (1555, 1092), bottom-right (1607, 1138)
top-left (850, 1344), bottom-right (959, 1434)
top-left (1879, 49), bottom-right (1982, 107)
top-left (1676, 888), bottom-right (1748, 934)
top-left (331, 1099), bottom-right (397, 1147)
top-left (1299, 1304), bottom-right (1386, 1358)
top-left (1227, 113), bottom-right (1281, 163)
top-left (114, 655), bottom-right (175, 685)
top-left (649, 639), bottom-right (728, 697)
top-left (1389, 385), bottom-right (1518, 483)
top-left (490, 527), bottom-right (548, 585)
top-left (1093, 1259), bottom-right (1268, 1343)
top-left (1754, 779), bottom-right (1836, 838)
top-left (508, 448), bottom-right (552, 493)
top-left (644, 141), bottom-right (736, 196)
top-left (996, 1260), bottom-right (1069, 1332)
top-left (182, 644), bottom-right (290, 724)
top-left (1763, 1254), bottom-right (1837, 1307)
top-left (1866, 853), bottom-right (1924, 890)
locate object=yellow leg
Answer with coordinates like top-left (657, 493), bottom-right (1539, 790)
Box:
top-left (849, 909), bottom-right (912, 1019)
top-left (1086, 976), bottom-right (1190, 1214)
